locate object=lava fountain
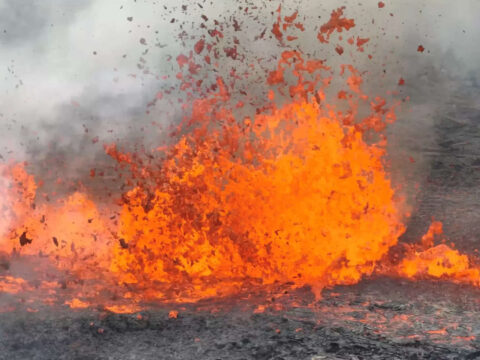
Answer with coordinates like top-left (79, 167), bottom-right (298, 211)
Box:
top-left (0, 5), bottom-right (479, 315)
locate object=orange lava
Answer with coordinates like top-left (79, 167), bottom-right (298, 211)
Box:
top-left (66, 298), bottom-right (90, 309)
top-left (106, 50), bottom-right (405, 302)
top-left (317, 7), bottom-right (355, 44)
top-left (0, 276), bottom-right (29, 294)
top-left (394, 222), bottom-right (480, 286)
top-left (104, 304), bottom-right (143, 314)
top-left (0, 163), bottom-right (113, 276)
top-left (427, 328), bottom-right (448, 336)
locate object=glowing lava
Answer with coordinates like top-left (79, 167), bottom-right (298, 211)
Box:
top-left (395, 222), bottom-right (480, 286)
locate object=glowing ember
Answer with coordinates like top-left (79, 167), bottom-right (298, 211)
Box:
top-left (66, 298), bottom-right (89, 309)
top-left (0, 163), bottom-right (113, 276)
top-left (0, 276), bottom-right (29, 294)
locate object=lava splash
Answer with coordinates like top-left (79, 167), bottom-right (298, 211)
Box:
top-left (110, 56), bottom-right (404, 301)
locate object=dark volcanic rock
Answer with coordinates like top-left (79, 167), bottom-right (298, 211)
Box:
top-left (1, 278), bottom-right (480, 359)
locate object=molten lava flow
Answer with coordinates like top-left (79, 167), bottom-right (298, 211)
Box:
top-left (0, 163), bottom-right (113, 276)
top-left (394, 222), bottom-right (480, 286)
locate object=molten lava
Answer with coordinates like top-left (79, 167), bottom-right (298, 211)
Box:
top-left (110, 86), bottom-right (404, 300)
top-left (395, 222), bottom-right (480, 286)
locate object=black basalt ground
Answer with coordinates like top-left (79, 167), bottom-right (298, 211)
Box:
top-left (2, 278), bottom-right (480, 359)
